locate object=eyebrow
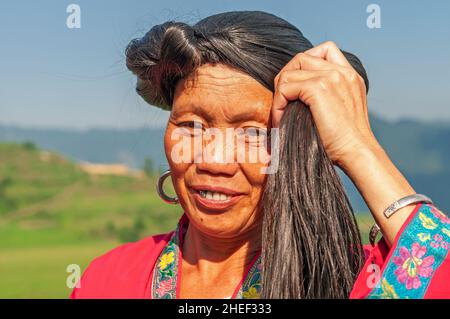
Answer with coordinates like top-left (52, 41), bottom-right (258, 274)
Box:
top-left (172, 102), bottom-right (268, 125)
top-left (170, 105), bottom-right (212, 121)
top-left (226, 111), bottom-right (265, 124)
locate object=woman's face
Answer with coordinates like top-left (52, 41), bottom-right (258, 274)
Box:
top-left (164, 63), bottom-right (273, 239)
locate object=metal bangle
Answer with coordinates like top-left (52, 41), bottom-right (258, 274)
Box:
top-left (383, 194), bottom-right (433, 219)
top-left (369, 194), bottom-right (433, 247)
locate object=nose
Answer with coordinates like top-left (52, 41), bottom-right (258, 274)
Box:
top-left (196, 159), bottom-right (239, 176)
top-left (194, 128), bottom-right (239, 176)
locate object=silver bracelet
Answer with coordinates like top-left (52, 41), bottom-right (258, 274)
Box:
top-left (383, 194), bottom-right (433, 219)
top-left (369, 194), bottom-right (434, 247)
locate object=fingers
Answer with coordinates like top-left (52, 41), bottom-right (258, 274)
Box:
top-left (275, 41), bottom-right (346, 81)
top-left (305, 41), bottom-right (367, 94)
top-left (272, 77), bottom-right (324, 127)
top-left (274, 53), bottom-right (330, 88)
top-left (272, 41), bottom-right (368, 128)
top-left (273, 69), bottom-right (325, 111)
top-left (274, 53), bottom-right (357, 88)
top-left (273, 70), bottom-right (356, 112)
top-left (273, 76), bottom-right (317, 111)
top-left (304, 41), bottom-right (352, 68)
top-left (274, 64), bottom-right (362, 107)
top-left (274, 54), bottom-right (365, 106)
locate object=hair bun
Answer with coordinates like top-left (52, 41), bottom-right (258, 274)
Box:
top-left (125, 11), bottom-right (369, 111)
top-left (125, 21), bottom-right (200, 109)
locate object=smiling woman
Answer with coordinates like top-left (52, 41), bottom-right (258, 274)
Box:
top-left (167, 64), bottom-right (271, 234)
top-left (70, 10), bottom-right (450, 299)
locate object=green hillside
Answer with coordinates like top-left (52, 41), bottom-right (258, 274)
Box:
top-left (0, 142), bottom-right (182, 298)
top-left (0, 142), bottom-right (373, 298)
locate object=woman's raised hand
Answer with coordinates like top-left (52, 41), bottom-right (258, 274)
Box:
top-left (271, 41), bottom-right (377, 167)
top-left (272, 41), bottom-right (419, 245)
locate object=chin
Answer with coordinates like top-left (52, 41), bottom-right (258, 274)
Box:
top-left (184, 204), bottom-right (259, 239)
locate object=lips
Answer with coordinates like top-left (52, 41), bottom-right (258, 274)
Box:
top-left (190, 185), bottom-right (245, 211)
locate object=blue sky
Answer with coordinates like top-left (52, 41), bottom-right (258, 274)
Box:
top-left (0, 0), bottom-right (449, 129)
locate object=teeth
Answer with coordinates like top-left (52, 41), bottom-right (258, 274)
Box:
top-left (198, 190), bottom-right (232, 201)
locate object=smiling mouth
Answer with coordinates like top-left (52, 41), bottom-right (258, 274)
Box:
top-left (190, 186), bottom-right (244, 211)
top-left (197, 190), bottom-right (232, 201)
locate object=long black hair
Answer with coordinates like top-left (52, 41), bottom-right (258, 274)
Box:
top-left (126, 10), bottom-right (369, 298)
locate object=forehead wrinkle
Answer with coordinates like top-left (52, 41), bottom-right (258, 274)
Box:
top-left (183, 76), bottom-right (255, 99)
top-left (182, 63), bottom-right (261, 95)
top-left (173, 64), bottom-right (272, 125)
top-left (189, 63), bottom-right (256, 83)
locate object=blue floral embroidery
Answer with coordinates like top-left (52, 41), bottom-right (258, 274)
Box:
top-left (368, 204), bottom-right (450, 299)
top-left (235, 256), bottom-right (262, 299)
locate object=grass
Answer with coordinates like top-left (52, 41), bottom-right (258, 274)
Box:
top-left (0, 242), bottom-right (118, 298)
top-left (0, 142), bottom-right (183, 298)
top-left (0, 142), bottom-right (374, 298)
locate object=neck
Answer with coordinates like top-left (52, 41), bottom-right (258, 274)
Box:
top-left (182, 220), bottom-right (262, 272)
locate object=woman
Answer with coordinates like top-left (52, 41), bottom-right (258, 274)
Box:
top-left (71, 11), bottom-right (450, 299)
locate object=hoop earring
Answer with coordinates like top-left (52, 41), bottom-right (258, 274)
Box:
top-left (157, 170), bottom-right (179, 204)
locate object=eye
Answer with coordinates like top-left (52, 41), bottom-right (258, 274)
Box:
top-left (241, 127), bottom-right (268, 144)
top-left (178, 121), bottom-right (203, 129)
top-left (245, 127), bottom-right (267, 136)
top-left (177, 120), bottom-right (205, 136)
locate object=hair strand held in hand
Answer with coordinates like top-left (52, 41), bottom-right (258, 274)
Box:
top-left (261, 100), bottom-right (364, 298)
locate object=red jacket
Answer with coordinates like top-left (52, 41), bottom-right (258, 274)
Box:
top-left (71, 203), bottom-right (450, 299)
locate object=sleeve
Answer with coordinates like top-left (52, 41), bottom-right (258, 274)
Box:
top-left (69, 255), bottom-right (108, 299)
top-left (68, 241), bottom-right (140, 299)
top-left (69, 232), bottom-right (173, 299)
top-left (350, 203), bottom-right (450, 299)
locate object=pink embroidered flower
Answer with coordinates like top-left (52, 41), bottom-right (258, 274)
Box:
top-left (430, 233), bottom-right (449, 250)
top-left (431, 207), bottom-right (450, 224)
top-left (430, 241), bottom-right (440, 249)
top-left (392, 243), bottom-right (435, 290)
top-left (156, 278), bottom-right (173, 297)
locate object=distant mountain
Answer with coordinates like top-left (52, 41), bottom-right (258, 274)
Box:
top-left (342, 115), bottom-right (450, 212)
top-left (1, 114), bottom-right (449, 212)
top-left (0, 125), bottom-right (167, 170)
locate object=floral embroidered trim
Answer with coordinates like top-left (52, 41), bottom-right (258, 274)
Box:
top-left (151, 224), bottom-right (181, 298)
top-left (151, 216), bottom-right (262, 299)
top-left (234, 254), bottom-right (262, 299)
top-left (368, 204), bottom-right (450, 299)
